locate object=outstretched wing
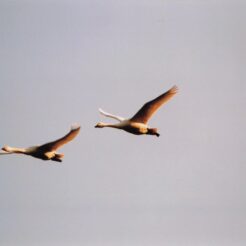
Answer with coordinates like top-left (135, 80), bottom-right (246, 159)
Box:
top-left (99, 108), bottom-right (125, 122)
top-left (130, 85), bottom-right (178, 124)
top-left (39, 124), bottom-right (81, 151)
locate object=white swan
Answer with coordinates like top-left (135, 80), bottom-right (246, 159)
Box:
top-left (1, 125), bottom-right (80, 162)
top-left (95, 85), bottom-right (178, 136)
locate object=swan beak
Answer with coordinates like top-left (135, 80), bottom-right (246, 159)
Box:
top-left (95, 123), bottom-right (103, 128)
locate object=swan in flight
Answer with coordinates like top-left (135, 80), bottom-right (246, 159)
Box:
top-left (0, 125), bottom-right (80, 162)
top-left (95, 85), bottom-right (178, 137)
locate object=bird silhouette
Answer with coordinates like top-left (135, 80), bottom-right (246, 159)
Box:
top-left (95, 85), bottom-right (178, 136)
top-left (0, 125), bottom-right (80, 162)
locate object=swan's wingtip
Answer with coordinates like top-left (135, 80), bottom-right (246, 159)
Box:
top-left (99, 108), bottom-right (107, 115)
top-left (171, 85), bottom-right (179, 93)
top-left (71, 123), bottom-right (81, 131)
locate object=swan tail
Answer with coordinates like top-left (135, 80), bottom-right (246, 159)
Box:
top-left (51, 153), bottom-right (64, 162)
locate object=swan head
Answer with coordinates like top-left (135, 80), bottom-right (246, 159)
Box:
top-left (147, 128), bottom-right (160, 137)
top-left (2, 145), bottom-right (12, 152)
top-left (95, 122), bottom-right (106, 128)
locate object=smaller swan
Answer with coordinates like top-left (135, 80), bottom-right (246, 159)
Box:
top-left (95, 85), bottom-right (178, 137)
top-left (1, 124), bottom-right (80, 162)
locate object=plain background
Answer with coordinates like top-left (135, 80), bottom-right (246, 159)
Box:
top-left (0, 0), bottom-right (245, 245)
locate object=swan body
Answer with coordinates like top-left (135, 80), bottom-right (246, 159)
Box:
top-left (1, 125), bottom-right (80, 162)
top-left (95, 85), bottom-right (178, 136)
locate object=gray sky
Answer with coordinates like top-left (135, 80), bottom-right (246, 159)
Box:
top-left (0, 0), bottom-right (246, 245)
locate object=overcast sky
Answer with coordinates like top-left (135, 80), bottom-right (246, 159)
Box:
top-left (0, 0), bottom-right (246, 245)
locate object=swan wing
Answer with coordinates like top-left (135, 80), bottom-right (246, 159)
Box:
top-left (39, 124), bottom-right (81, 151)
top-left (99, 108), bottom-right (125, 122)
top-left (130, 85), bottom-right (178, 124)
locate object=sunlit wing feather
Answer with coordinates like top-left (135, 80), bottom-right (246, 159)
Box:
top-left (130, 85), bottom-right (178, 124)
top-left (38, 125), bottom-right (81, 151)
top-left (99, 108), bottom-right (125, 122)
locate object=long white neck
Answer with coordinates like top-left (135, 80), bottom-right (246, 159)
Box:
top-left (99, 122), bottom-right (122, 128)
top-left (2, 146), bottom-right (27, 154)
top-left (98, 121), bottom-right (129, 129)
top-left (0, 151), bottom-right (13, 155)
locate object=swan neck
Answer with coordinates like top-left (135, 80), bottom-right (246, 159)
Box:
top-left (5, 146), bottom-right (27, 154)
top-left (102, 123), bottom-right (121, 128)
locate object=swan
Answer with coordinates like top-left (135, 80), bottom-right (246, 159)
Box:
top-left (95, 85), bottom-right (178, 137)
top-left (0, 124), bottom-right (80, 162)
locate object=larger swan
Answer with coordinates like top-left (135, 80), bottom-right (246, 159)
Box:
top-left (95, 85), bottom-right (178, 136)
top-left (0, 125), bottom-right (80, 162)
